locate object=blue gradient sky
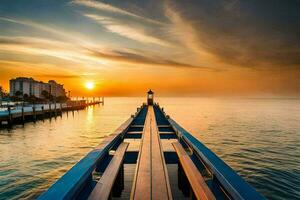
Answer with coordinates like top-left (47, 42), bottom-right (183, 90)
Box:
top-left (0, 0), bottom-right (299, 96)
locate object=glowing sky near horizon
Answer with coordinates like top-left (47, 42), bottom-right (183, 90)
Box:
top-left (0, 0), bottom-right (299, 96)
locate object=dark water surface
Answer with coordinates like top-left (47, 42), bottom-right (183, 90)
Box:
top-left (0, 98), bottom-right (299, 200)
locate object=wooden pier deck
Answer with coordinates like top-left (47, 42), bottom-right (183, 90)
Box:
top-left (131, 106), bottom-right (172, 200)
top-left (38, 101), bottom-right (265, 200)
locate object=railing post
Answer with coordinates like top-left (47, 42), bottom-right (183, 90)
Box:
top-left (178, 162), bottom-right (190, 197)
top-left (112, 163), bottom-right (124, 197)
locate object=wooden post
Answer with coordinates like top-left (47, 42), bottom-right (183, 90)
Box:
top-left (102, 97), bottom-right (104, 105)
top-left (49, 103), bottom-right (52, 117)
top-left (41, 106), bottom-right (44, 121)
top-left (21, 106), bottom-right (25, 124)
top-left (8, 106), bottom-right (12, 126)
top-left (33, 106), bottom-right (36, 122)
top-left (54, 102), bottom-right (57, 117)
top-left (60, 103), bottom-right (62, 117)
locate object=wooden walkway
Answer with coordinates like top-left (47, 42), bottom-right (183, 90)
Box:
top-left (131, 106), bottom-right (172, 200)
top-left (0, 100), bottom-right (103, 127)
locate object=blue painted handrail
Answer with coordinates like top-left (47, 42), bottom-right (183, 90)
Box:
top-left (38, 118), bottom-right (133, 200)
top-left (169, 118), bottom-right (265, 200)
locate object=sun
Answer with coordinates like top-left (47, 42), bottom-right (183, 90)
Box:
top-left (85, 81), bottom-right (94, 90)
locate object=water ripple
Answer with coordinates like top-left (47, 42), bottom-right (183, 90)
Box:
top-left (0, 98), bottom-right (300, 200)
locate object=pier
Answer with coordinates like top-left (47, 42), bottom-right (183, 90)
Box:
top-left (0, 97), bottom-right (104, 127)
top-left (38, 91), bottom-right (264, 200)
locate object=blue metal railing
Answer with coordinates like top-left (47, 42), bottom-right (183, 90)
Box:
top-left (38, 105), bottom-right (146, 200)
top-left (38, 106), bottom-right (147, 200)
top-left (168, 118), bottom-right (265, 200)
top-left (38, 118), bottom-right (132, 200)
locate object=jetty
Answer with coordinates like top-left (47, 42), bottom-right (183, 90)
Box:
top-left (0, 97), bottom-right (104, 127)
top-left (39, 91), bottom-right (264, 200)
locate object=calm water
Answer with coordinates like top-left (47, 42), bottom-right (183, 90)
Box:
top-left (0, 98), bottom-right (299, 200)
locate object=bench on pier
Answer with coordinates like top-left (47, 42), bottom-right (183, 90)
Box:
top-left (172, 142), bottom-right (215, 200)
top-left (131, 106), bottom-right (172, 200)
top-left (88, 142), bottom-right (129, 200)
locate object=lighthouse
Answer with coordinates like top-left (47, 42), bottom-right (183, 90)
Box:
top-left (147, 89), bottom-right (154, 105)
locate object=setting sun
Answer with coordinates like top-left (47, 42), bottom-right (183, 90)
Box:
top-left (85, 82), bottom-right (94, 90)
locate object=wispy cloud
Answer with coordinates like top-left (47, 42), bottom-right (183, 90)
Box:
top-left (163, 4), bottom-right (217, 67)
top-left (0, 17), bottom-right (67, 39)
top-left (84, 14), bottom-right (170, 47)
top-left (0, 35), bottom-right (107, 66)
top-left (86, 47), bottom-right (212, 70)
top-left (0, 36), bottom-right (72, 49)
top-left (0, 34), bottom-right (209, 71)
top-left (163, 1), bottom-right (300, 70)
top-left (0, 17), bottom-right (97, 47)
top-left (71, 0), bottom-right (162, 25)
top-left (36, 74), bottom-right (80, 79)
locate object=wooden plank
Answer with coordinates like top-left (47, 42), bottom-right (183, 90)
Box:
top-left (130, 125), bottom-right (144, 128)
top-left (126, 131), bottom-right (142, 134)
top-left (158, 125), bottom-right (171, 128)
top-left (151, 106), bottom-right (172, 200)
top-left (131, 108), bottom-right (151, 200)
top-left (159, 131), bottom-right (175, 134)
top-left (88, 142), bottom-right (129, 200)
top-left (131, 106), bottom-right (172, 200)
top-left (172, 142), bottom-right (215, 200)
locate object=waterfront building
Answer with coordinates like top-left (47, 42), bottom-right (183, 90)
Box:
top-left (9, 77), bottom-right (66, 98)
top-left (48, 80), bottom-right (65, 97)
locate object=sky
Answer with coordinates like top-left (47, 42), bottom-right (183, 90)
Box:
top-left (0, 0), bottom-right (299, 96)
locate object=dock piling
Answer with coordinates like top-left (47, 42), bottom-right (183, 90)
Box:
top-left (41, 106), bottom-right (45, 121)
top-left (8, 106), bottom-right (12, 126)
top-left (49, 103), bottom-right (52, 117)
top-left (33, 106), bottom-right (36, 122)
top-left (60, 103), bottom-right (62, 117)
top-left (54, 102), bottom-right (57, 117)
top-left (21, 106), bottom-right (25, 124)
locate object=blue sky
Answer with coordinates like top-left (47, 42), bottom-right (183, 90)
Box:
top-left (0, 0), bottom-right (299, 96)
